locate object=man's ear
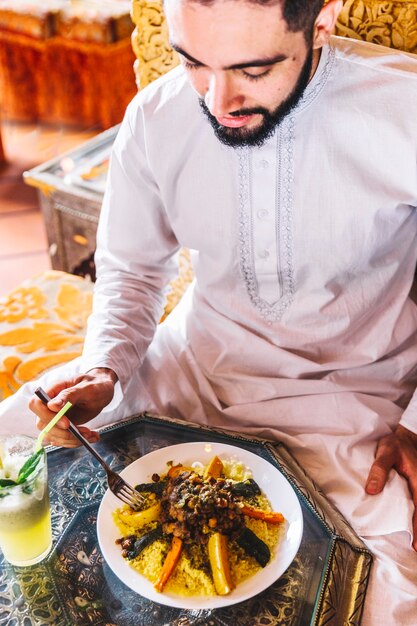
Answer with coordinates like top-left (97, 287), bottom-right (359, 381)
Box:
top-left (312, 0), bottom-right (343, 49)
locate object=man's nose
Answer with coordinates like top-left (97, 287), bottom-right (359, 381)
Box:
top-left (204, 73), bottom-right (241, 117)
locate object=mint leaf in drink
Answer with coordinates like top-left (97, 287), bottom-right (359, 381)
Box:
top-left (0, 479), bottom-right (17, 487)
top-left (17, 449), bottom-right (43, 484)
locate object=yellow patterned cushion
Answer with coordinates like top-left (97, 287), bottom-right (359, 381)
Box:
top-left (0, 271), bottom-right (93, 400)
top-left (0, 250), bottom-right (194, 401)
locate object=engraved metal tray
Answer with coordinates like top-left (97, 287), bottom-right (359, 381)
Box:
top-left (0, 413), bottom-right (372, 626)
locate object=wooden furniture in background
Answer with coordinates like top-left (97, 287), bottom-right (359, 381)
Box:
top-left (335, 0), bottom-right (417, 52)
top-left (0, 0), bottom-right (137, 129)
top-left (23, 125), bottom-right (193, 326)
top-left (1, 0), bottom-right (415, 127)
top-left (129, 0), bottom-right (417, 92)
top-left (131, 0), bottom-right (178, 88)
top-left (24, 126), bottom-right (115, 279)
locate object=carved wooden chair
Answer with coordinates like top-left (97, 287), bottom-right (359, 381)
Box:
top-left (130, 0), bottom-right (417, 90)
top-left (335, 0), bottom-right (417, 52)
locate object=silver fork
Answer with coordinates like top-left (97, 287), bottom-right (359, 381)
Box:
top-left (34, 387), bottom-right (144, 511)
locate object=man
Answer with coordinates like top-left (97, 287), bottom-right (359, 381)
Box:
top-left (1, 0), bottom-right (417, 621)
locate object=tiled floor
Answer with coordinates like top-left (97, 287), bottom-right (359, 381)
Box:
top-left (0, 121), bottom-right (98, 297)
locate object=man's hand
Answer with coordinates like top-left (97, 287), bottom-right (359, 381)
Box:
top-left (28, 367), bottom-right (118, 448)
top-left (365, 424), bottom-right (417, 550)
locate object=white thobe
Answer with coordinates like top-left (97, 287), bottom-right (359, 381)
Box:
top-left (1, 36), bottom-right (417, 623)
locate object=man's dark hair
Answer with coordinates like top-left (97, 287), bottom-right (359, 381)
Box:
top-left (188, 0), bottom-right (324, 41)
top-left (280, 0), bottom-right (324, 37)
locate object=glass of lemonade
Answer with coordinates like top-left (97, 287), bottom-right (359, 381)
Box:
top-left (0, 435), bottom-right (52, 566)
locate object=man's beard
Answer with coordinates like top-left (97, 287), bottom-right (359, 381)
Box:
top-left (199, 48), bottom-right (314, 148)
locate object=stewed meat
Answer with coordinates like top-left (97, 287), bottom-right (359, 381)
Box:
top-left (160, 470), bottom-right (245, 544)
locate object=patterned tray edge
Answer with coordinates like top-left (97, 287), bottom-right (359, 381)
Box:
top-left (96, 411), bottom-right (373, 626)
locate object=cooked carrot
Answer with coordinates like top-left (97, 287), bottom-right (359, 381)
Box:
top-left (204, 455), bottom-right (224, 479)
top-left (240, 504), bottom-right (284, 524)
top-left (154, 536), bottom-right (183, 592)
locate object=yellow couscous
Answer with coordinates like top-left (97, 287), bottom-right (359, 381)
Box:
top-left (113, 457), bottom-right (285, 598)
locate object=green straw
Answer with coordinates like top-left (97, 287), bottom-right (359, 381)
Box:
top-left (34, 401), bottom-right (73, 452)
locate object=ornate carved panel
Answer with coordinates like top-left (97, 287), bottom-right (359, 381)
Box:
top-left (336, 0), bottom-right (417, 52)
top-left (131, 0), bottom-right (417, 89)
top-left (131, 0), bottom-right (179, 88)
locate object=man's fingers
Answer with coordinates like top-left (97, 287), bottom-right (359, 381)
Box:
top-left (365, 463), bottom-right (388, 494)
top-left (47, 387), bottom-right (79, 412)
top-left (46, 437), bottom-right (80, 449)
top-left (44, 380), bottom-right (74, 400)
top-left (365, 446), bottom-right (396, 495)
top-left (81, 426), bottom-right (99, 437)
top-left (44, 427), bottom-right (78, 446)
top-left (46, 378), bottom-right (104, 416)
top-left (364, 426), bottom-right (417, 547)
top-left (29, 371), bottom-right (115, 449)
top-left (412, 507), bottom-right (417, 552)
top-left (41, 424), bottom-right (99, 448)
top-left (30, 399), bottom-right (71, 433)
top-left (402, 471), bottom-right (417, 551)
top-left (33, 401), bottom-right (70, 430)
top-left (71, 426), bottom-right (100, 444)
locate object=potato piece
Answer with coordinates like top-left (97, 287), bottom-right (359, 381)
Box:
top-left (204, 455), bottom-right (224, 479)
top-left (118, 502), bottom-right (161, 529)
top-left (208, 533), bottom-right (234, 595)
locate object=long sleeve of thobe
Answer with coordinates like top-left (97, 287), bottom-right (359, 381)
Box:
top-left (80, 99), bottom-right (180, 388)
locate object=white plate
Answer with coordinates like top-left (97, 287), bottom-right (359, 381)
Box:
top-left (97, 442), bottom-right (303, 609)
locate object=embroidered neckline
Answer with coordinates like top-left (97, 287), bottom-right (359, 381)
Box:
top-left (236, 44), bottom-right (335, 323)
top-left (294, 43), bottom-right (335, 113)
top-left (238, 117), bottom-right (296, 323)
